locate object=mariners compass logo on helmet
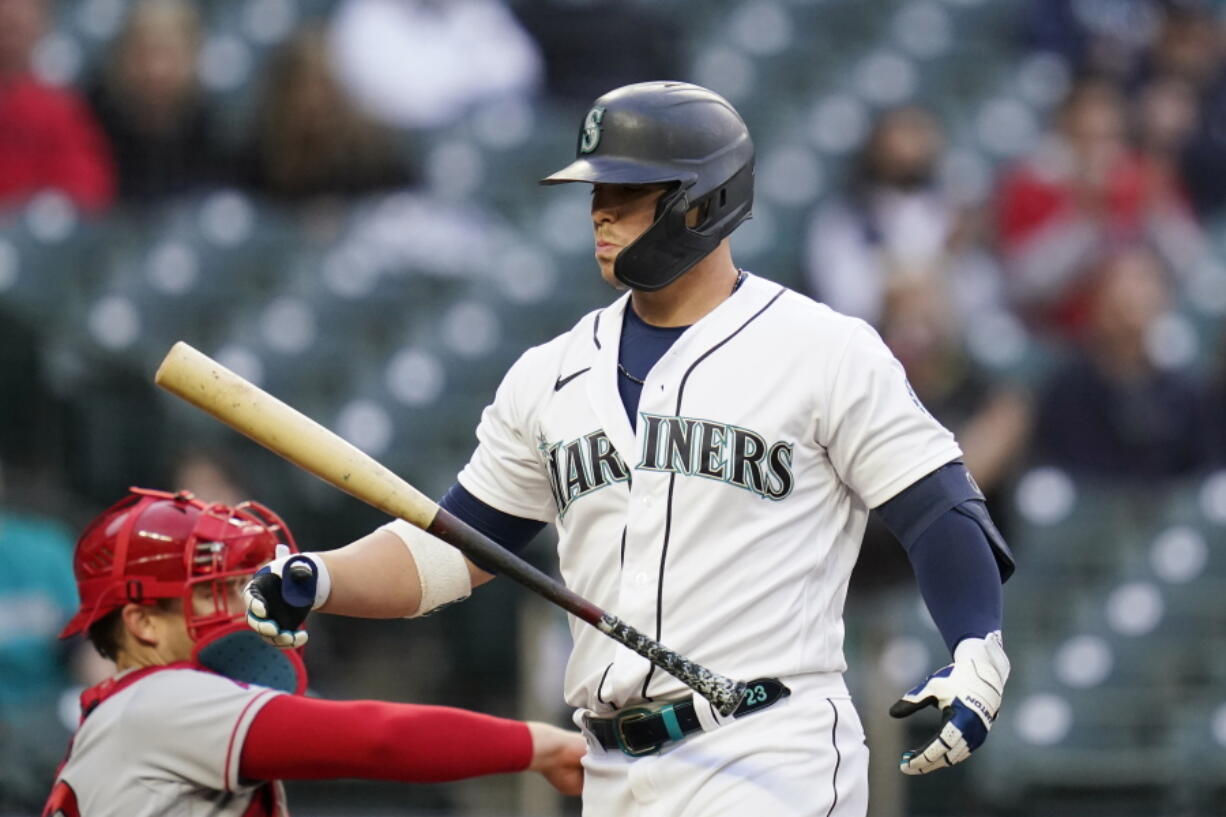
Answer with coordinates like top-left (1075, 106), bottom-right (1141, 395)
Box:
top-left (579, 106), bottom-right (606, 154)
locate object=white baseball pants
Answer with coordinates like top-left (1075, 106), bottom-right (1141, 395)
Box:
top-left (576, 672), bottom-right (870, 817)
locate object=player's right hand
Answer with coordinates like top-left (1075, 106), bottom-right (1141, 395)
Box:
top-left (525, 722), bottom-right (586, 796)
top-left (244, 545), bottom-right (331, 648)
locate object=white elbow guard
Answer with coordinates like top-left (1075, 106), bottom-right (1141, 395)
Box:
top-left (379, 519), bottom-right (472, 617)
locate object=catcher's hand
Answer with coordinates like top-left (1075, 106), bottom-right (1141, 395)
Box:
top-left (889, 630), bottom-right (1009, 775)
top-left (525, 722), bottom-right (586, 796)
top-left (244, 544), bottom-right (330, 648)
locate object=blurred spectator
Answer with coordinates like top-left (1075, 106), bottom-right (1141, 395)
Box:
top-left (1025, 0), bottom-right (1163, 79)
top-left (1130, 74), bottom-right (1218, 273)
top-left (850, 276), bottom-right (1030, 600)
top-left (171, 447), bottom-right (246, 508)
top-left (1158, 4), bottom-right (1226, 216)
top-left (328, 0), bottom-right (542, 130)
top-left (86, 0), bottom-right (224, 203)
top-left (1134, 74), bottom-right (1199, 182)
top-left (0, 0), bottom-right (114, 212)
top-left (995, 77), bottom-right (1203, 337)
top-left (1034, 246), bottom-right (1211, 479)
top-left (512, 0), bottom-right (680, 106)
top-left (1141, 1), bottom-right (1221, 89)
top-left (244, 26), bottom-right (416, 202)
top-left (880, 280), bottom-right (1031, 498)
top-left (1138, 2), bottom-right (1226, 215)
top-left (805, 106), bottom-right (1001, 330)
top-left (0, 469), bottom-right (79, 811)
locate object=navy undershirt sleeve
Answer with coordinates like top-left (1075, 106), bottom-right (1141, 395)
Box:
top-left (876, 461), bottom-right (1015, 580)
top-left (617, 305), bottom-right (688, 430)
top-left (905, 509), bottom-right (1004, 653)
top-left (875, 462), bottom-right (1011, 653)
top-left (439, 483), bottom-right (546, 573)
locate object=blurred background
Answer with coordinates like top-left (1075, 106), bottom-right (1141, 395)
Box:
top-left (2, 0), bottom-right (1226, 814)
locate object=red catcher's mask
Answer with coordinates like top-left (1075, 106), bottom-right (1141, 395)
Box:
top-left (63, 487), bottom-right (307, 693)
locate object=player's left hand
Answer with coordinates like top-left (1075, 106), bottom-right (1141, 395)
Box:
top-left (889, 630), bottom-right (1009, 775)
top-left (244, 545), bottom-right (330, 648)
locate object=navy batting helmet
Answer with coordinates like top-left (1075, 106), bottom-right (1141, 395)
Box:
top-left (541, 81), bottom-right (754, 292)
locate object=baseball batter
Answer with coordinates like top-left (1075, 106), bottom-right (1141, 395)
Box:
top-left (43, 488), bottom-right (583, 817)
top-left (245, 82), bottom-right (1014, 817)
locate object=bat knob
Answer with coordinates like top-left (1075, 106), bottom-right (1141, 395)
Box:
top-left (281, 556), bottom-right (319, 608)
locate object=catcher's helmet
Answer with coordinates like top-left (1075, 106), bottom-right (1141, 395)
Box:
top-left (542, 81), bottom-right (754, 292)
top-left (61, 487), bottom-right (295, 642)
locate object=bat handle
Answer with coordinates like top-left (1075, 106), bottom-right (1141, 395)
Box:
top-left (598, 614), bottom-right (746, 717)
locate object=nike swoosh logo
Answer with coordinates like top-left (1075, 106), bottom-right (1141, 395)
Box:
top-left (554, 367), bottom-right (590, 391)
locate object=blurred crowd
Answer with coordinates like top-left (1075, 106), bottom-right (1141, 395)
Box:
top-left (807, 1), bottom-right (1226, 604)
top-left (0, 0), bottom-right (684, 212)
top-left (811, 2), bottom-right (1226, 485)
top-left (3, 0), bottom-right (1226, 814)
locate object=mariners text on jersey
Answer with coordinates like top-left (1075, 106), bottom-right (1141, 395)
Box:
top-left (543, 416), bottom-right (795, 518)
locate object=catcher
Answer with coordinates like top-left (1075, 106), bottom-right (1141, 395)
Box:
top-left (42, 488), bottom-right (584, 817)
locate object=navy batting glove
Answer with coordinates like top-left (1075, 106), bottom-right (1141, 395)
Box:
top-left (243, 545), bottom-right (331, 648)
top-left (889, 631), bottom-right (1009, 775)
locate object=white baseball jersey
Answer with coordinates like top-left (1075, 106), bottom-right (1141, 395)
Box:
top-left (46, 665), bottom-right (285, 817)
top-left (457, 273), bottom-right (961, 712)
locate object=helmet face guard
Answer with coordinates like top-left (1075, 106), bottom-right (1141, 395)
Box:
top-left (179, 497), bottom-right (296, 642)
top-left (183, 499), bottom-right (309, 693)
top-left (542, 81), bottom-right (755, 292)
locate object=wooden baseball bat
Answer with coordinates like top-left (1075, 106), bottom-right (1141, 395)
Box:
top-left (155, 341), bottom-right (747, 716)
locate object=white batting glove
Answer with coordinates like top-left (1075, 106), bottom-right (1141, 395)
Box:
top-left (889, 630), bottom-right (1009, 775)
top-left (243, 545), bottom-right (332, 648)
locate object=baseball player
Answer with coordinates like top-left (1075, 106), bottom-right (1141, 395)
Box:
top-left (43, 488), bottom-right (584, 817)
top-left (244, 82), bottom-right (1015, 816)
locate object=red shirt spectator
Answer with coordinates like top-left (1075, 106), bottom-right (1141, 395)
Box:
top-left (0, 0), bottom-right (114, 213)
top-left (996, 78), bottom-right (1200, 337)
top-left (0, 74), bottom-right (115, 212)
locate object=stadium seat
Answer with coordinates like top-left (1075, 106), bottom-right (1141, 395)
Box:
top-left (978, 682), bottom-right (1180, 811)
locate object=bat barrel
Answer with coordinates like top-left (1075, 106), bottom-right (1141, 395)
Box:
top-left (155, 342), bottom-right (437, 529)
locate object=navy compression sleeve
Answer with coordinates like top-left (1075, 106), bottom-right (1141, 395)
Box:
top-left (904, 509), bottom-right (1004, 652)
top-left (875, 462), bottom-right (1010, 653)
top-left (439, 483), bottom-right (546, 573)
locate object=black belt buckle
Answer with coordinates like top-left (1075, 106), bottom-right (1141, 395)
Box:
top-left (614, 707), bottom-right (664, 757)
